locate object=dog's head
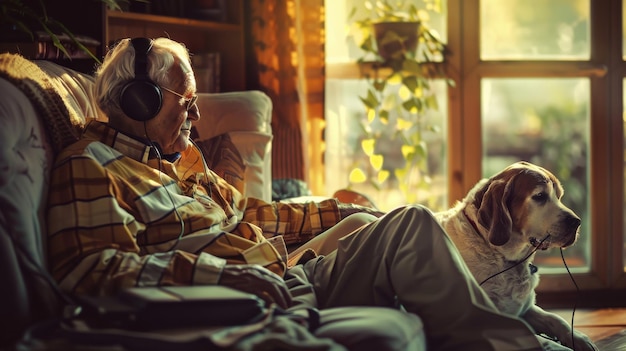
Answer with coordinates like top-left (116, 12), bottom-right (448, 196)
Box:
top-left (470, 161), bottom-right (581, 251)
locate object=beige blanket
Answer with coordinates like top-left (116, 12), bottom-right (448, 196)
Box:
top-left (0, 53), bottom-right (82, 153)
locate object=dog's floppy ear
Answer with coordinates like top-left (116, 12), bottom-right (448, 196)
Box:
top-left (474, 173), bottom-right (519, 246)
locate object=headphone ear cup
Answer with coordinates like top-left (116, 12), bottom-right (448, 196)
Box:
top-left (119, 37), bottom-right (162, 122)
top-left (120, 79), bottom-right (163, 122)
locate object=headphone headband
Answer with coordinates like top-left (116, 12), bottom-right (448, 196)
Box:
top-left (131, 37), bottom-right (153, 79)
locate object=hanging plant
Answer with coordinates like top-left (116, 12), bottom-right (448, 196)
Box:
top-left (347, 0), bottom-right (454, 208)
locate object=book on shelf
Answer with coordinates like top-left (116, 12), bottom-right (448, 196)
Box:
top-left (188, 0), bottom-right (227, 22)
top-left (0, 31), bottom-right (100, 60)
top-left (192, 52), bottom-right (221, 93)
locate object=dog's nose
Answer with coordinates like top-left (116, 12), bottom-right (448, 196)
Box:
top-left (565, 214), bottom-right (581, 229)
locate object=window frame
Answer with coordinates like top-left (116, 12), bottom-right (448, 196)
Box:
top-left (448, 0), bottom-right (626, 306)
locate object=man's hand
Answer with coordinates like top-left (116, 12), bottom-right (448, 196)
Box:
top-left (219, 264), bottom-right (292, 309)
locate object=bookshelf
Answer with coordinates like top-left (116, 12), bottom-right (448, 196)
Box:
top-left (45, 0), bottom-right (246, 92)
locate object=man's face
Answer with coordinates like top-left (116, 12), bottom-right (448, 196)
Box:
top-left (147, 70), bottom-right (199, 154)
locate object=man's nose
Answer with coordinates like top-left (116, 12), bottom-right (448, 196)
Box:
top-left (188, 104), bottom-right (200, 121)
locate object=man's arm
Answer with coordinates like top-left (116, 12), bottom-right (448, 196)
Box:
top-left (241, 197), bottom-right (384, 246)
top-left (46, 150), bottom-right (289, 306)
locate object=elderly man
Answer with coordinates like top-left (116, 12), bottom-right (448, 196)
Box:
top-left (46, 37), bottom-right (542, 350)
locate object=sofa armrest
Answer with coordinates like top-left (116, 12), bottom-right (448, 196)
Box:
top-left (0, 77), bottom-right (60, 344)
top-left (194, 91), bottom-right (273, 202)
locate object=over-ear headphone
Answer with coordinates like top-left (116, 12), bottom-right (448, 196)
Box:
top-left (119, 37), bottom-right (163, 121)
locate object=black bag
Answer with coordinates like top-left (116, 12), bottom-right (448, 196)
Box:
top-left (13, 286), bottom-right (344, 351)
top-left (76, 285), bottom-right (267, 330)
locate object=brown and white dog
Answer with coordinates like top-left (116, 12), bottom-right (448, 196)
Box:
top-left (435, 161), bottom-right (597, 351)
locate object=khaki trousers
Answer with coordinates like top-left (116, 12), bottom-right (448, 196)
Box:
top-left (302, 205), bottom-right (543, 351)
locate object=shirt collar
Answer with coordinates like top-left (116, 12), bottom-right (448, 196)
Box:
top-left (83, 121), bottom-right (180, 163)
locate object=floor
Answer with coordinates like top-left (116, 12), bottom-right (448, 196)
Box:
top-left (550, 308), bottom-right (626, 350)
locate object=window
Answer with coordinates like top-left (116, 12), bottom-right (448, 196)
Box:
top-left (324, 0), bottom-right (449, 211)
top-left (482, 78), bottom-right (591, 271)
top-left (324, 0), bottom-right (625, 303)
top-left (479, 0), bottom-right (592, 272)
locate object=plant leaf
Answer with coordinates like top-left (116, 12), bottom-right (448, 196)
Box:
top-left (349, 168), bottom-right (367, 183)
top-left (369, 154), bottom-right (384, 170)
top-left (377, 169), bottom-right (390, 183)
top-left (373, 79), bottom-right (386, 92)
top-left (402, 75), bottom-right (419, 91)
top-left (397, 118), bottom-right (413, 131)
top-left (359, 89), bottom-right (379, 109)
top-left (379, 109), bottom-right (389, 122)
top-left (361, 138), bottom-right (376, 156)
top-left (425, 95), bottom-right (438, 110)
top-left (402, 59), bottom-right (422, 75)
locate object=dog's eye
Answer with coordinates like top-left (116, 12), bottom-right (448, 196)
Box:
top-left (532, 192), bottom-right (548, 203)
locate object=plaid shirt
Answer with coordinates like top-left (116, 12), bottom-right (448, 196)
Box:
top-left (47, 121), bottom-right (342, 295)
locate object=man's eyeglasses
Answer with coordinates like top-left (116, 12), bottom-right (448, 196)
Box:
top-left (161, 86), bottom-right (198, 112)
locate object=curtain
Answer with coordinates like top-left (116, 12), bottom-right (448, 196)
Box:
top-left (248, 0), bottom-right (325, 193)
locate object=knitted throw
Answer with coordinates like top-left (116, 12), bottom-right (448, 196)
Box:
top-left (0, 53), bottom-right (82, 154)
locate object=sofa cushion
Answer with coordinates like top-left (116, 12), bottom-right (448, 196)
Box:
top-left (194, 91), bottom-right (274, 202)
top-left (195, 91), bottom-right (272, 138)
top-left (193, 131), bottom-right (273, 202)
top-left (194, 133), bottom-right (246, 195)
top-left (228, 131), bottom-right (273, 201)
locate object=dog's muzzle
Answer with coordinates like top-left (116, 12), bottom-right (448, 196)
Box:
top-left (530, 236), bottom-right (551, 250)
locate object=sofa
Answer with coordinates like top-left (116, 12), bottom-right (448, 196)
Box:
top-left (0, 53), bottom-right (432, 351)
top-left (0, 53), bottom-right (276, 347)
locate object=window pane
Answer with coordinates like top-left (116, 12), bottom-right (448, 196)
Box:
top-left (325, 78), bottom-right (448, 211)
top-left (327, 0), bottom-right (447, 64)
top-left (481, 0), bottom-right (590, 60)
top-left (481, 78), bottom-right (591, 272)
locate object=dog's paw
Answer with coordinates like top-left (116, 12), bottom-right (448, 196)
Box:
top-left (537, 336), bottom-right (571, 351)
top-left (541, 330), bottom-right (598, 351)
top-left (565, 330), bottom-right (598, 351)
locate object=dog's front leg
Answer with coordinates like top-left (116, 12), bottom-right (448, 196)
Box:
top-left (523, 306), bottom-right (598, 351)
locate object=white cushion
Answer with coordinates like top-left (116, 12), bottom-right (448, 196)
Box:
top-left (195, 91), bottom-right (272, 138)
top-left (228, 131), bottom-right (273, 201)
top-left (195, 91), bottom-right (274, 202)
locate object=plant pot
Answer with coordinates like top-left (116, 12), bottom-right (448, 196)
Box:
top-left (373, 21), bottom-right (420, 61)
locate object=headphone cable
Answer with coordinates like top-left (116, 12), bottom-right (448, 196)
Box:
top-left (561, 247), bottom-right (579, 351)
top-left (144, 123), bottom-right (185, 252)
top-left (476, 235), bottom-right (580, 350)
top-left (479, 235), bottom-right (550, 286)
